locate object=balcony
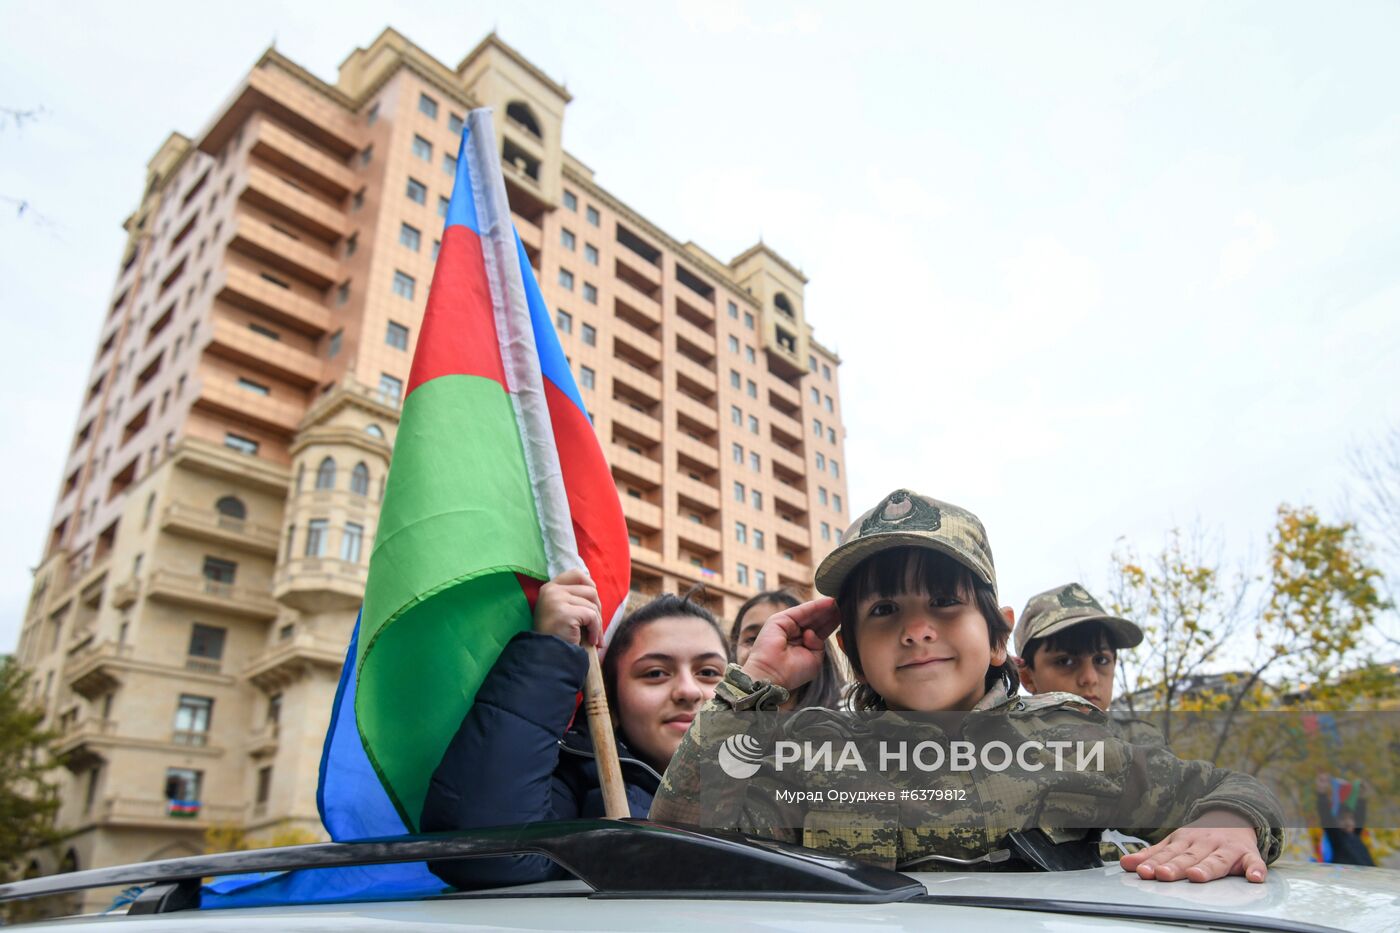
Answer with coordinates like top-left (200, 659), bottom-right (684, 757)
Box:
top-left (673, 433), bottom-right (719, 470)
top-left (65, 641), bottom-right (133, 700)
top-left (160, 501), bottom-right (281, 555)
top-left (241, 165), bottom-right (348, 245)
top-left (247, 116), bottom-right (358, 198)
top-left (608, 444), bottom-right (662, 489)
top-left (194, 378), bottom-right (304, 435)
top-left (146, 569), bottom-right (280, 620)
top-left (273, 556), bottom-right (367, 613)
top-left (97, 795), bottom-right (247, 829)
top-left (614, 279), bottom-right (662, 327)
top-left (247, 722), bottom-right (279, 757)
top-left (611, 407), bottom-right (662, 446)
top-left (199, 65), bottom-right (359, 164)
top-left (769, 443), bottom-right (807, 479)
top-left (513, 211), bottom-right (542, 254)
top-left (612, 365), bottom-right (662, 406)
top-left (229, 213), bottom-right (340, 289)
top-left (244, 631), bottom-right (345, 691)
top-left (616, 249), bottom-right (662, 291)
top-left (776, 521), bottom-right (813, 551)
top-left (207, 315), bottom-right (322, 388)
top-left (674, 393), bottom-right (719, 433)
top-left (675, 475), bottom-right (720, 512)
top-left (676, 521), bottom-right (721, 555)
top-left (219, 265), bottom-right (333, 336)
top-left (769, 377), bottom-right (801, 411)
top-left (613, 328), bottom-right (662, 367)
top-left (672, 354), bottom-right (717, 394)
top-left (54, 717), bottom-right (119, 772)
top-left (673, 316), bottom-right (717, 358)
top-left (619, 495), bottom-right (662, 534)
top-left (110, 577), bottom-right (140, 609)
top-left (769, 408), bottom-right (804, 445)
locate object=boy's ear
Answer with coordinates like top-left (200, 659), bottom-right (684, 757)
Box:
top-left (1017, 658), bottom-right (1038, 693)
top-left (1001, 605), bottom-right (1015, 626)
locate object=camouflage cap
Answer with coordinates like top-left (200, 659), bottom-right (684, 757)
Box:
top-left (1014, 583), bottom-right (1143, 657)
top-left (813, 489), bottom-right (996, 598)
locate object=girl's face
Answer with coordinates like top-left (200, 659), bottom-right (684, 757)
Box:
top-left (615, 616), bottom-right (727, 771)
top-left (851, 573), bottom-right (1004, 712)
top-left (733, 600), bottom-right (789, 666)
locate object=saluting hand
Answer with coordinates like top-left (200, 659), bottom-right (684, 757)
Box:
top-left (533, 568), bottom-right (603, 647)
top-left (740, 597), bottom-right (841, 692)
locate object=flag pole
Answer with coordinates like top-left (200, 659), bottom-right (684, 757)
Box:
top-left (582, 645), bottom-right (631, 818)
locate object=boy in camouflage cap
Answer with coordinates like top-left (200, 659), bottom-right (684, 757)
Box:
top-left (1013, 583), bottom-right (1141, 713)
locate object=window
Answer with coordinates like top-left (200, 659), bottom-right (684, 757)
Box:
top-left (237, 377), bottom-right (269, 396)
top-left (392, 271), bottom-right (416, 299)
top-left (353, 188), bottom-right (365, 210)
top-left (582, 282), bottom-right (598, 304)
top-left (448, 112), bottom-right (464, 135)
top-left (341, 522), bottom-right (364, 563)
top-left (215, 496), bottom-right (246, 520)
top-left (755, 569), bottom-right (768, 590)
top-left (586, 205), bottom-right (600, 226)
top-left (752, 490), bottom-right (762, 510)
top-left (835, 529), bottom-right (844, 544)
top-left (432, 240), bottom-right (440, 261)
top-left (745, 345), bottom-right (756, 364)
top-left (581, 323), bottom-right (596, 346)
top-left (731, 405), bottom-right (742, 426)
top-left (727, 335), bottom-right (740, 353)
top-left (202, 556), bottom-right (236, 584)
top-left (559, 268), bottom-right (574, 290)
top-left (743, 311), bottom-right (754, 330)
top-left (174, 695), bottom-right (212, 745)
top-left (834, 493), bottom-right (842, 512)
top-left (823, 364), bottom-right (832, 381)
top-left (813, 418), bottom-right (823, 437)
top-left (256, 766), bottom-right (273, 805)
top-left (164, 767), bottom-right (202, 804)
top-left (305, 518), bottom-right (328, 557)
top-left (556, 310), bottom-right (573, 334)
top-left (563, 189), bottom-right (578, 211)
top-left (188, 623), bottom-right (225, 660)
top-left (367, 103), bottom-right (379, 126)
top-left (347, 233), bottom-right (359, 256)
top-left (580, 366), bottom-right (595, 389)
top-left (746, 380), bottom-right (757, 399)
top-left (584, 243), bottom-right (599, 265)
top-left (810, 387), bottom-right (820, 404)
top-left (328, 330), bottom-right (342, 358)
top-left (406, 177), bottom-right (427, 204)
top-left (821, 522), bottom-right (832, 541)
top-left (825, 395), bottom-right (834, 412)
top-left (733, 481), bottom-right (745, 502)
top-left (400, 223), bottom-right (421, 251)
top-left (438, 196), bottom-right (449, 218)
top-left (831, 459), bottom-right (840, 478)
top-left (819, 487), bottom-right (829, 506)
top-left (736, 563), bottom-right (749, 586)
top-left (366, 424), bottom-right (385, 439)
top-left (337, 281), bottom-right (350, 306)
top-left (732, 443), bottom-right (744, 464)
top-left (729, 370), bottom-right (741, 389)
top-left (816, 452), bottom-right (826, 470)
top-left (411, 134), bottom-right (432, 161)
top-left (224, 433), bottom-right (258, 456)
top-left (442, 153), bottom-right (457, 176)
top-left (378, 373), bottom-right (404, 406)
top-left (727, 301), bottom-right (738, 319)
top-left (386, 320), bottom-right (410, 350)
top-left (561, 228), bottom-right (576, 250)
top-left (754, 530), bottom-right (765, 551)
top-left (828, 427), bottom-right (836, 444)
top-left (748, 415), bottom-right (759, 435)
top-left (749, 451), bottom-right (760, 472)
top-left (809, 354), bottom-right (818, 373)
top-left (351, 462), bottom-right (370, 496)
top-left (735, 522), bottom-right (747, 544)
top-left (418, 92), bottom-right (438, 119)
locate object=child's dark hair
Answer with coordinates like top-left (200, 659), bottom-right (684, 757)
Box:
top-left (837, 547), bottom-right (1018, 711)
top-left (1021, 621), bottom-right (1116, 669)
top-left (732, 590), bottom-right (845, 710)
top-left (601, 590), bottom-right (729, 710)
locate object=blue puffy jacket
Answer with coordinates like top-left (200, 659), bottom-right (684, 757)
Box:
top-left (421, 631), bottom-right (661, 889)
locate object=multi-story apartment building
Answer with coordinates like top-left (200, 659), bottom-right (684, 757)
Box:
top-left (13, 28), bottom-right (849, 887)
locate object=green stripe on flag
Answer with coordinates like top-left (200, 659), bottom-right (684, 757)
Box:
top-left (355, 374), bottom-right (548, 828)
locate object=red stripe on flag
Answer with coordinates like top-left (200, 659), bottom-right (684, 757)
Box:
top-left (543, 380), bottom-right (632, 626)
top-left (408, 226), bottom-right (507, 394)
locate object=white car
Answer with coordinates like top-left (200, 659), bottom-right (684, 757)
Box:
top-left (3, 820), bottom-right (1397, 932)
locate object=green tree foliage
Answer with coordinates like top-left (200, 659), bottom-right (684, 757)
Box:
top-left (0, 655), bottom-right (63, 883)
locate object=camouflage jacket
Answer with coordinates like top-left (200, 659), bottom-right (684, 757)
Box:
top-left (649, 678), bottom-right (1284, 870)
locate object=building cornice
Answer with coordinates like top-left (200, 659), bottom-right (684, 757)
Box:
top-left (456, 32), bottom-right (573, 103)
top-left (729, 242), bottom-right (809, 285)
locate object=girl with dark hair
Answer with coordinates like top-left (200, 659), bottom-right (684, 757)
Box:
top-left (422, 570), bottom-right (729, 888)
top-left (731, 590), bottom-right (845, 710)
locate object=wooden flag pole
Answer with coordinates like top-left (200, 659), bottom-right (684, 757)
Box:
top-left (583, 643), bottom-right (631, 818)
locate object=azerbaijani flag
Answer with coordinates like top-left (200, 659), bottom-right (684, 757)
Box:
top-left (319, 107), bottom-right (630, 838)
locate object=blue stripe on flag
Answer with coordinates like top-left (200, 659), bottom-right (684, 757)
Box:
top-left (444, 124), bottom-right (481, 235)
top-left (515, 232), bottom-right (589, 418)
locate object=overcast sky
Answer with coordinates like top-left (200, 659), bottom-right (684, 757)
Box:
top-left (3, 1), bottom-right (1398, 655)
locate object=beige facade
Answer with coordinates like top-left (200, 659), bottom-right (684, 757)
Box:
top-left (14, 28), bottom-right (849, 892)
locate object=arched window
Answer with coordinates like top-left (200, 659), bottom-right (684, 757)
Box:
top-left (215, 496), bottom-right (247, 520)
top-left (506, 101), bottom-right (542, 139)
top-left (350, 462), bottom-right (370, 496)
top-left (315, 456), bottom-right (336, 490)
top-left (365, 424), bottom-right (384, 439)
top-left (774, 293), bottom-right (795, 318)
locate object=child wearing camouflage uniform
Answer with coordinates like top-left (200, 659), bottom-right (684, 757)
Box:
top-left (650, 490), bottom-right (1283, 882)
